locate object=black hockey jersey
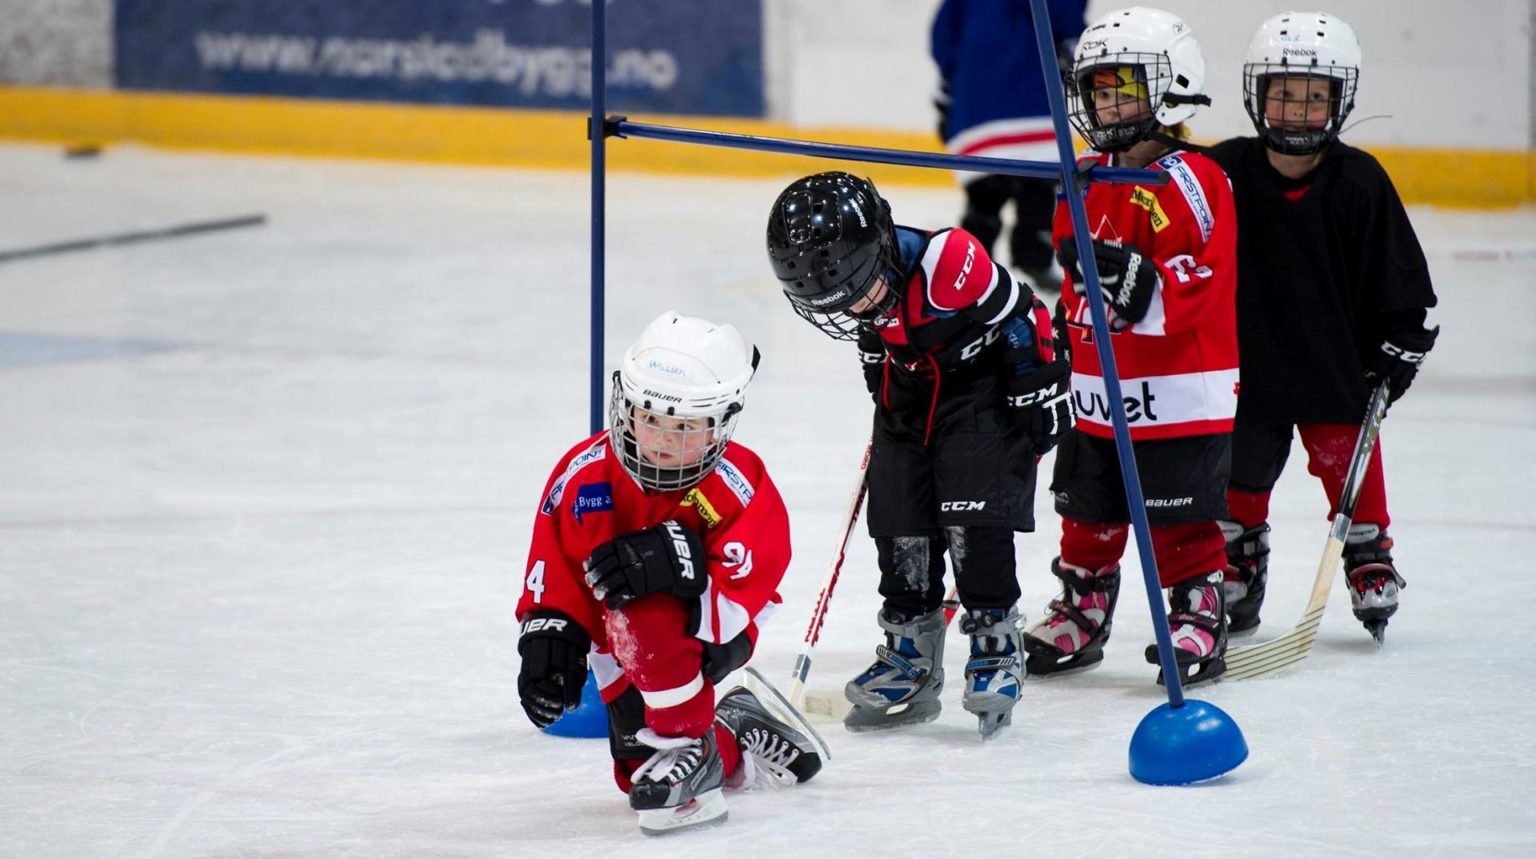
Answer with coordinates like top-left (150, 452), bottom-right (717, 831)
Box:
top-left (1207, 138), bottom-right (1438, 424)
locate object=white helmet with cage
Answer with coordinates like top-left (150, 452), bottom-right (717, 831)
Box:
top-left (1243, 11), bottom-right (1361, 155)
top-left (609, 311), bottom-right (759, 493)
top-left (1067, 7), bottom-right (1210, 153)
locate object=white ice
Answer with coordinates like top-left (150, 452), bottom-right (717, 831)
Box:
top-left (1, 143), bottom-right (1533, 858)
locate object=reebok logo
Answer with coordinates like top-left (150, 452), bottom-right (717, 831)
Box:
top-left (664, 520), bottom-right (696, 580)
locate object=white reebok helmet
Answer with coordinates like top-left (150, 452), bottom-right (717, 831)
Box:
top-left (1067, 7), bottom-right (1210, 153)
top-left (609, 311), bottom-right (759, 493)
top-left (1242, 12), bottom-right (1361, 155)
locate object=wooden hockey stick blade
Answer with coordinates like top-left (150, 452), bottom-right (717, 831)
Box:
top-left (1224, 534), bottom-right (1345, 679)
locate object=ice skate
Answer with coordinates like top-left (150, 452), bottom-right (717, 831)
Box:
top-left (629, 729), bottom-right (728, 836)
top-left (843, 607), bottom-right (947, 732)
top-left (716, 675), bottom-right (828, 785)
top-left (1024, 558), bottom-right (1120, 677)
top-left (959, 606), bottom-right (1025, 739)
top-left (1220, 521), bottom-right (1270, 636)
top-left (1343, 525), bottom-right (1404, 645)
top-left (1145, 571), bottom-right (1227, 687)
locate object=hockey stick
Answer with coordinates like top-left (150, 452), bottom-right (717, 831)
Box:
top-left (1223, 379), bottom-right (1392, 680)
top-left (0, 214), bottom-right (267, 264)
top-left (786, 438), bottom-right (873, 710)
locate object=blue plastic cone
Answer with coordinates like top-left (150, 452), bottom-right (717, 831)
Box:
top-left (541, 671), bottom-right (609, 738)
top-left (1129, 700), bottom-right (1248, 785)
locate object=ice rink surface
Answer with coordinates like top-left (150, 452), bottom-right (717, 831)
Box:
top-left (1, 143), bottom-right (1533, 857)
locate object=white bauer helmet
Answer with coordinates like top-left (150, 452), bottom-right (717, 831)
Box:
top-left (1067, 7), bottom-right (1210, 153)
top-left (1242, 11), bottom-right (1361, 155)
top-left (609, 311), bottom-right (759, 493)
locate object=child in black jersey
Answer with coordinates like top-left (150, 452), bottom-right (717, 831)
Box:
top-left (1207, 12), bottom-right (1439, 643)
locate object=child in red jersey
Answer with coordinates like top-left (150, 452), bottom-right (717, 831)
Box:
top-left (515, 311), bottom-right (827, 835)
top-left (1024, 7), bottom-right (1239, 687)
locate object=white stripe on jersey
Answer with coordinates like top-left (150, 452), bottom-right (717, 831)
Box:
top-left (1070, 367), bottom-right (1238, 430)
top-left (1157, 153), bottom-right (1215, 243)
top-left (714, 455), bottom-right (754, 507)
top-left (982, 267), bottom-right (1021, 326)
top-left (540, 439), bottom-right (607, 515)
top-left (693, 584), bottom-right (752, 646)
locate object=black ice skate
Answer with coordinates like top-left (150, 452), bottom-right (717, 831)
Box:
top-left (1024, 558), bottom-right (1121, 677)
top-left (1343, 525), bottom-right (1404, 645)
top-left (1220, 521), bottom-right (1270, 636)
top-left (629, 729), bottom-right (727, 836)
top-left (1146, 571), bottom-right (1227, 687)
top-left (716, 674), bottom-right (828, 786)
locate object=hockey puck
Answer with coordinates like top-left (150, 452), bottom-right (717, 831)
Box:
top-left (64, 144), bottom-right (103, 159)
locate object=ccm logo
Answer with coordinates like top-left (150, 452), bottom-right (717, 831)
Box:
top-left (664, 520), bottom-right (696, 580)
top-left (522, 617), bottom-right (568, 634)
top-left (940, 501), bottom-right (986, 512)
top-left (952, 241), bottom-right (977, 292)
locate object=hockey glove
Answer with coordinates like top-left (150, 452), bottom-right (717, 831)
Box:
top-left (517, 611), bottom-right (590, 729)
top-left (1007, 357), bottom-right (1073, 455)
top-left (1367, 325), bottom-right (1440, 405)
top-left (1057, 238), bottom-right (1161, 328)
top-left (583, 520), bottom-right (708, 610)
top-left (857, 328), bottom-right (886, 401)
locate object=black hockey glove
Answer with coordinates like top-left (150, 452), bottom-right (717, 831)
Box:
top-left (857, 328), bottom-right (886, 401)
top-left (583, 520), bottom-right (708, 610)
top-left (1057, 238), bottom-right (1161, 328)
top-left (1007, 357), bottom-right (1073, 455)
top-left (517, 611), bottom-right (590, 729)
top-left (1367, 325), bottom-right (1440, 405)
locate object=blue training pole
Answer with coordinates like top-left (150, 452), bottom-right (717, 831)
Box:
top-left (588, 0), bottom-right (607, 435)
top-left (1025, 0), bottom-right (1187, 707)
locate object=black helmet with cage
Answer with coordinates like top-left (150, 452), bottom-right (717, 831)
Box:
top-left (766, 172), bottom-right (902, 341)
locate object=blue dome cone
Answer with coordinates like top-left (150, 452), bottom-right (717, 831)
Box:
top-left (1129, 699), bottom-right (1248, 785)
top-left (541, 671), bottom-right (609, 739)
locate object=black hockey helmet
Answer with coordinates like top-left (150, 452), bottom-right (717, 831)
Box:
top-left (766, 172), bottom-right (901, 341)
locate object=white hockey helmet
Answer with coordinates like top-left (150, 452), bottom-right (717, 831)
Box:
top-left (1067, 7), bottom-right (1210, 152)
top-left (609, 311), bottom-right (759, 493)
top-left (1243, 12), bottom-right (1361, 155)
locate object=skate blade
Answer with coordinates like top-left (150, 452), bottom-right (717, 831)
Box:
top-left (975, 709), bottom-right (1013, 740)
top-left (1155, 656), bottom-right (1227, 688)
top-left (842, 699), bottom-right (941, 733)
top-left (1023, 650), bottom-right (1104, 679)
top-left (638, 789), bottom-right (728, 836)
top-left (1365, 620), bottom-right (1388, 646)
top-left (743, 667), bottom-right (833, 763)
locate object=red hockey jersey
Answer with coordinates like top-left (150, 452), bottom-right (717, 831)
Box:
top-left (1053, 150), bottom-right (1239, 441)
top-left (517, 432), bottom-right (791, 692)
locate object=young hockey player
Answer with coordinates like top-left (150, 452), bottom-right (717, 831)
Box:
top-left (1208, 12), bottom-right (1438, 643)
top-left (930, 0), bottom-right (1088, 294)
top-left (1025, 7), bottom-right (1239, 686)
top-left (515, 311), bottom-right (827, 835)
top-left (766, 171), bottom-right (1072, 737)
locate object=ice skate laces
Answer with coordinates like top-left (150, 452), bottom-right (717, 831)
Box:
top-left (632, 737), bottom-right (706, 787)
top-left (737, 726), bottom-right (801, 785)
